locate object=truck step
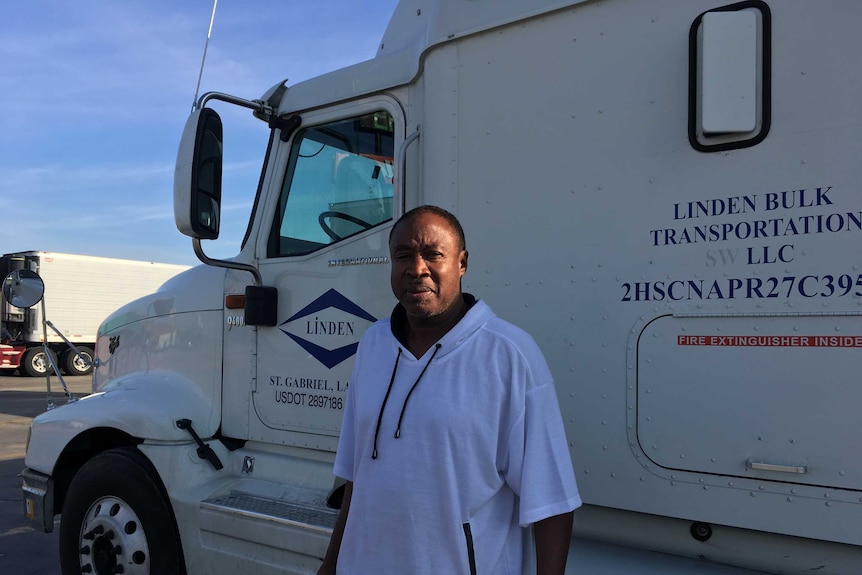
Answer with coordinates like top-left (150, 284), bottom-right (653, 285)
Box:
top-left (201, 490), bottom-right (338, 534)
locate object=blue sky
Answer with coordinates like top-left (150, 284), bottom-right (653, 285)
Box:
top-left (0, 0), bottom-right (399, 266)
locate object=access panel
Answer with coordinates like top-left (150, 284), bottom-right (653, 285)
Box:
top-left (636, 313), bottom-right (862, 491)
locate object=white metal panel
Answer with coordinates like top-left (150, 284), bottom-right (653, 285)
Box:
top-left (422, 0), bottom-right (862, 552)
top-left (638, 314), bottom-right (862, 490)
top-left (26, 371), bottom-right (219, 474)
top-left (220, 269), bottom-right (255, 439)
top-left (280, 0), bottom-right (593, 115)
top-left (701, 11), bottom-right (758, 133)
top-left (91, 264), bottom-right (225, 437)
top-left (377, 0), bottom-right (590, 59)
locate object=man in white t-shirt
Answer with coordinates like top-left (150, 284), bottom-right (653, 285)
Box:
top-left (318, 206), bottom-right (581, 575)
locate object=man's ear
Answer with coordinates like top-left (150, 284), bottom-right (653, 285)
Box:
top-left (460, 250), bottom-right (469, 275)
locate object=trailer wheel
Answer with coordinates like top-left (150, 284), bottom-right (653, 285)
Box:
top-left (20, 348), bottom-right (57, 377)
top-left (59, 448), bottom-right (184, 575)
top-left (62, 347), bottom-right (94, 376)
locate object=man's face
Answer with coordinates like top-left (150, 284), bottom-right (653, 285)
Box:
top-left (389, 212), bottom-right (467, 320)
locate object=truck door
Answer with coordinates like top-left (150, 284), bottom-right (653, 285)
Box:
top-left (248, 97), bottom-right (404, 450)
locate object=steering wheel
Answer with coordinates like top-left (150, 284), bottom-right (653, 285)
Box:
top-left (318, 211), bottom-right (373, 241)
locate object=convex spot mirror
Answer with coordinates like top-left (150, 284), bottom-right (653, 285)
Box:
top-left (3, 269), bottom-right (44, 309)
top-left (174, 107), bottom-right (224, 240)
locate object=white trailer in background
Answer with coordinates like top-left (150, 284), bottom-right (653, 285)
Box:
top-left (0, 251), bottom-right (189, 376)
top-left (20, 1), bottom-right (862, 574)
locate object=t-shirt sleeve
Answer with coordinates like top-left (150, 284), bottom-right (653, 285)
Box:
top-left (505, 360), bottom-right (582, 526)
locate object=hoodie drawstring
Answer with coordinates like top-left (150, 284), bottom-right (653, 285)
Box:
top-left (371, 343), bottom-right (442, 460)
top-left (395, 344), bottom-right (441, 438)
top-left (372, 348), bottom-right (402, 460)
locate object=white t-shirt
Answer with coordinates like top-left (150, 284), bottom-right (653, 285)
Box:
top-left (333, 298), bottom-right (581, 574)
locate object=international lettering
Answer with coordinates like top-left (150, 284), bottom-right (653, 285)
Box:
top-left (328, 257), bottom-right (390, 267)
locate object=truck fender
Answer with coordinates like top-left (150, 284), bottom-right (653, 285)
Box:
top-left (24, 369), bottom-right (219, 476)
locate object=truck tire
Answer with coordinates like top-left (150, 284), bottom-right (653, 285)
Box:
top-left (61, 347), bottom-right (94, 376)
top-left (59, 448), bottom-right (185, 575)
top-left (19, 347), bottom-right (57, 377)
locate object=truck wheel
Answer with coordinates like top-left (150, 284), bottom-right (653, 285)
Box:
top-left (62, 347), bottom-right (94, 376)
top-left (59, 448), bottom-right (184, 575)
top-left (20, 348), bottom-right (57, 377)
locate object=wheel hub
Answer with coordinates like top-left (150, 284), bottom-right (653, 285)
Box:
top-left (72, 353), bottom-right (90, 371)
top-left (78, 496), bottom-right (150, 574)
top-left (33, 353), bottom-right (49, 374)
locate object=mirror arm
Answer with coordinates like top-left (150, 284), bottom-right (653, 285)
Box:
top-left (192, 238), bottom-right (262, 287)
top-left (196, 91), bottom-right (274, 120)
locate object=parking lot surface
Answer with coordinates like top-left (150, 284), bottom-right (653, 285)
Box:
top-left (0, 374), bottom-right (92, 575)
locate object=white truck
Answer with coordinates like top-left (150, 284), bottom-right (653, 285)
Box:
top-left (21, 0), bottom-right (862, 573)
top-left (0, 251), bottom-right (189, 376)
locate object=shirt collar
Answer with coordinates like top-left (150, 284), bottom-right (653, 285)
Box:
top-left (390, 293), bottom-right (477, 348)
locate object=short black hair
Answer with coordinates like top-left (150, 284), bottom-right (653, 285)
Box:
top-left (389, 205), bottom-right (467, 251)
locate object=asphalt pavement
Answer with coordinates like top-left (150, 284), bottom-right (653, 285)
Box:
top-left (0, 373), bottom-right (92, 575)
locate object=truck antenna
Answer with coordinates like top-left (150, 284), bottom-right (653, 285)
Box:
top-left (192, 0), bottom-right (219, 112)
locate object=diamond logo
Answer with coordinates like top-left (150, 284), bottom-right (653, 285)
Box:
top-left (279, 289), bottom-right (377, 369)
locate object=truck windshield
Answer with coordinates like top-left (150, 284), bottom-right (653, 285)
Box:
top-left (269, 111), bottom-right (395, 257)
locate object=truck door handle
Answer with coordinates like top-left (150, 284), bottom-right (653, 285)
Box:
top-left (746, 460), bottom-right (807, 474)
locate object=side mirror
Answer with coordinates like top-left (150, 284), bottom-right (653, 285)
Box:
top-left (2, 269), bottom-right (44, 309)
top-left (174, 108), bottom-right (224, 240)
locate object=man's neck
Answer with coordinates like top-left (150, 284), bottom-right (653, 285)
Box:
top-left (405, 297), bottom-right (468, 357)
